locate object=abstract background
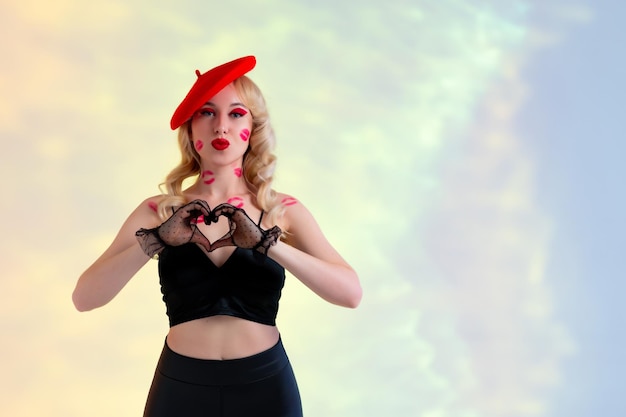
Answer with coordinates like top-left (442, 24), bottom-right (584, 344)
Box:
top-left (1, 0), bottom-right (623, 416)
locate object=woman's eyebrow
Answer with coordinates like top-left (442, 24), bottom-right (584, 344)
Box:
top-left (203, 101), bottom-right (248, 108)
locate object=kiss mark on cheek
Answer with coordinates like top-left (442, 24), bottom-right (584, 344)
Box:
top-left (148, 201), bottom-right (158, 212)
top-left (239, 129), bottom-right (250, 142)
top-left (281, 197), bottom-right (298, 206)
top-left (195, 140), bottom-right (204, 151)
top-left (234, 167), bottom-right (242, 177)
top-left (227, 197), bottom-right (245, 208)
top-left (202, 170), bottom-right (215, 185)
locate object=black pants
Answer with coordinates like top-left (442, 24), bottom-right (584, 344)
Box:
top-left (143, 337), bottom-right (303, 417)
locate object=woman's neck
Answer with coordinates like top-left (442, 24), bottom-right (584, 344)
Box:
top-left (188, 163), bottom-right (249, 200)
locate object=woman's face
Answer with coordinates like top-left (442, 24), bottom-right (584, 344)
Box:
top-left (189, 83), bottom-right (253, 166)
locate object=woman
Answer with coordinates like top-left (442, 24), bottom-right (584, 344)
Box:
top-left (72, 55), bottom-right (362, 417)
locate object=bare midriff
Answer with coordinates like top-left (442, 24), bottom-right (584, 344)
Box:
top-left (166, 315), bottom-right (280, 360)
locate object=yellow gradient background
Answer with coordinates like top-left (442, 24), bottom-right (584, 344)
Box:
top-left (1, 1), bottom-right (623, 416)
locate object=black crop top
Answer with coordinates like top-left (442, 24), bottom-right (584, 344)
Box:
top-left (157, 242), bottom-right (285, 327)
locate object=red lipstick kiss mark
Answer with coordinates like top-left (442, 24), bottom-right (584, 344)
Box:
top-left (191, 215), bottom-right (205, 224)
top-left (148, 201), bottom-right (158, 212)
top-left (281, 197), bottom-right (298, 206)
top-left (234, 167), bottom-right (242, 177)
top-left (211, 138), bottom-right (230, 150)
top-left (227, 197), bottom-right (244, 208)
top-left (202, 170), bottom-right (215, 185)
top-left (195, 140), bottom-right (204, 151)
top-left (239, 128), bottom-right (250, 142)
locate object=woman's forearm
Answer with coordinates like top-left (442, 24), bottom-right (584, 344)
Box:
top-left (269, 240), bottom-right (362, 308)
top-left (72, 243), bottom-right (150, 312)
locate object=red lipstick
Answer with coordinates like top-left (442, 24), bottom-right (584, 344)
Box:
top-left (211, 138), bottom-right (230, 150)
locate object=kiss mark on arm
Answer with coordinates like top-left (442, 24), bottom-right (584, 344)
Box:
top-left (281, 197), bottom-right (298, 206)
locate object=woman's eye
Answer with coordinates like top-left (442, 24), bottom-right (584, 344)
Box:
top-left (230, 108), bottom-right (248, 118)
top-left (194, 108), bottom-right (215, 118)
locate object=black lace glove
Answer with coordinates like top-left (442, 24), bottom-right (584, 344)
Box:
top-left (135, 199), bottom-right (212, 258)
top-left (207, 203), bottom-right (282, 256)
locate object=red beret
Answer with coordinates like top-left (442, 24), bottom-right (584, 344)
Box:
top-left (170, 55), bottom-right (257, 130)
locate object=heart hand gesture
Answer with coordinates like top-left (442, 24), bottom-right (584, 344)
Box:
top-left (206, 203), bottom-right (282, 255)
top-left (136, 201), bottom-right (281, 258)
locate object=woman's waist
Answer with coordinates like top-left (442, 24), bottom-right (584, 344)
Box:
top-left (166, 315), bottom-right (280, 360)
top-left (158, 331), bottom-right (289, 386)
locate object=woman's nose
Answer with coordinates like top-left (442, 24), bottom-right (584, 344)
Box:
top-left (214, 114), bottom-right (229, 135)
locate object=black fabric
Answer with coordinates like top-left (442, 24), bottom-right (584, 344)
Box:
top-left (143, 338), bottom-right (303, 417)
top-left (158, 244), bottom-right (285, 327)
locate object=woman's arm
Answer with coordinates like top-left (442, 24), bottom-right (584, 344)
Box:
top-left (72, 198), bottom-right (161, 312)
top-left (268, 197), bottom-right (362, 308)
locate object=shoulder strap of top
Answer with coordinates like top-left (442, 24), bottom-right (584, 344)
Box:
top-left (258, 210), bottom-right (265, 226)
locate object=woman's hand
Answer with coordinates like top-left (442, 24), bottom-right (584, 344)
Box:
top-left (136, 199), bottom-right (212, 257)
top-left (207, 203), bottom-right (281, 255)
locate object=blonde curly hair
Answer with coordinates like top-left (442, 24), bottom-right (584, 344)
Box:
top-left (157, 75), bottom-right (285, 227)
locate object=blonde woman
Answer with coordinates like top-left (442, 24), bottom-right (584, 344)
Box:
top-left (72, 56), bottom-right (362, 417)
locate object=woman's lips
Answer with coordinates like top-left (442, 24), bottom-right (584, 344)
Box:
top-left (211, 138), bottom-right (230, 150)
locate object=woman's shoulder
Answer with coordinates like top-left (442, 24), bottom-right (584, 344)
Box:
top-left (274, 191), bottom-right (301, 210)
top-left (273, 191), bottom-right (319, 230)
top-left (136, 194), bottom-right (170, 213)
top-left (272, 192), bottom-right (335, 251)
top-left (125, 195), bottom-right (169, 227)
top-left (141, 195), bottom-right (165, 213)
top-left (102, 195), bottom-right (166, 248)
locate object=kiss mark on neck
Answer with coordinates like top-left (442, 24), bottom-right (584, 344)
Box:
top-left (202, 170), bottom-right (215, 185)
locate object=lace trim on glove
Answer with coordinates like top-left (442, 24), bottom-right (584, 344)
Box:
top-left (135, 228), bottom-right (165, 259)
